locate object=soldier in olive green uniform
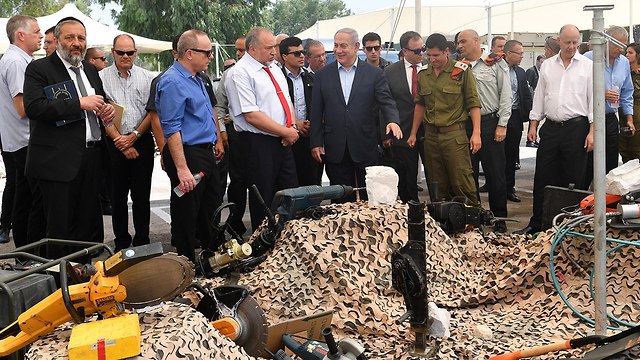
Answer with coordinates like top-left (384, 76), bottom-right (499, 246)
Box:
top-left (408, 33), bottom-right (481, 206)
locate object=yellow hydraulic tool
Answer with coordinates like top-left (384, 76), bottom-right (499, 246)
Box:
top-left (0, 243), bottom-right (194, 356)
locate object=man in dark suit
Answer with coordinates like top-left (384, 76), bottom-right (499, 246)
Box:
top-left (280, 36), bottom-right (321, 186)
top-left (310, 28), bottom-right (402, 202)
top-left (383, 31), bottom-right (424, 202)
top-left (23, 17), bottom-right (115, 258)
top-left (503, 40), bottom-right (533, 203)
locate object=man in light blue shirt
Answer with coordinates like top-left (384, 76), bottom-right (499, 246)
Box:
top-left (584, 25), bottom-right (636, 187)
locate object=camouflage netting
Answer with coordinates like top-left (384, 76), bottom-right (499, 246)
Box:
top-left (25, 202), bottom-right (640, 359)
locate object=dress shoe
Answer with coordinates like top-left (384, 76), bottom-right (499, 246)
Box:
top-left (493, 220), bottom-right (507, 233)
top-left (513, 226), bottom-right (540, 236)
top-left (478, 184), bottom-right (488, 193)
top-left (507, 191), bottom-right (521, 203)
top-left (0, 228), bottom-right (10, 244)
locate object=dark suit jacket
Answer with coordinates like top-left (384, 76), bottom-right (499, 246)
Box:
top-left (281, 66), bottom-right (314, 119)
top-left (310, 59), bottom-right (399, 164)
top-left (23, 52), bottom-right (106, 182)
top-left (525, 65), bottom-right (539, 92)
top-left (383, 60), bottom-right (418, 147)
top-left (509, 66), bottom-right (533, 131)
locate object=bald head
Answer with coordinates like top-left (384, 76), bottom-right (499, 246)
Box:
top-left (558, 24), bottom-right (580, 61)
top-left (457, 29), bottom-right (481, 60)
top-left (275, 33), bottom-right (289, 64)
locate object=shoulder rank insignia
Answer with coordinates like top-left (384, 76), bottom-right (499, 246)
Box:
top-left (484, 52), bottom-right (505, 66)
top-left (451, 60), bottom-right (470, 81)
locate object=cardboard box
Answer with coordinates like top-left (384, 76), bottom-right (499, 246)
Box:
top-left (68, 313), bottom-right (140, 360)
top-left (266, 310), bottom-right (333, 354)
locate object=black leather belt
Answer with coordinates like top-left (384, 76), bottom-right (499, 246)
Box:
top-left (480, 112), bottom-right (498, 121)
top-left (86, 140), bottom-right (100, 148)
top-left (189, 143), bottom-right (214, 150)
top-left (546, 115), bottom-right (587, 127)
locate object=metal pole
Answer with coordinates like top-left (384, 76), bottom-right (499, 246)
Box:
top-left (487, 5), bottom-right (492, 47)
top-left (584, 4), bottom-right (613, 336)
top-left (510, 2), bottom-right (515, 40)
top-left (215, 42), bottom-right (220, 77)
top-left (415, 0), bottom-right (422, 35)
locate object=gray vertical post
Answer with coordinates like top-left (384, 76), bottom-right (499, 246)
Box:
top-left (584, 4), bottom-right (613, 336)
top-left (415, 0), bottom-right (422, 35)
top-left (486, 5), bottom-right (492, 47)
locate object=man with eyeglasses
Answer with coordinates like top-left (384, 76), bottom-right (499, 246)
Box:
top-left (304, 39), bottom-right (326, 74)
top-left (214, 35), bottom-right (248, 237)
top-left (383, 31), bottom-right (425, 203)
top-left (280, 36), bottom-right (321, 186)
top-left (43, 26), bottom-right (57, 56)
top-left (457, 29), bottom-right (511, 233)
top-left (24, 17), bottom-right (115, 259)
top-left (99, 34), bottom-right (155, 252)
top-left (85, 47), bottom-right (108, 71)
top-left (226, 26), bottom-right (299, 231)
top-left (156, 30), bottom-right (225, 262)
top-left (503, 40), bottom-right (532, 204)
top-left (362, 32), bottom-right (390, 69)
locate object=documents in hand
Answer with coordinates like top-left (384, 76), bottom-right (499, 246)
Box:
top-left (44, 80), bottom-right (82, 127)
top-left (110, 102), bottom-right (125, 134)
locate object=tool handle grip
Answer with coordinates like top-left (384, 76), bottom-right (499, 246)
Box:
top-left (489, 341), bottom-right (569, 360)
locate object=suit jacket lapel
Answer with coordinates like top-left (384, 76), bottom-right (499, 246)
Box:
top-left (347, 59), bottom-right (366, 105)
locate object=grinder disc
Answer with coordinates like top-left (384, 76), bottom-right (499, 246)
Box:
top-left (232, 293), bottom-right (268, 357)
top-left (118, 253), bottom-right (194, 308)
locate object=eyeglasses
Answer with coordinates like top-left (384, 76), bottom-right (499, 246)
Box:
top-left (404, 46), bottom-right (425, 55)
top-left (284, 50), bottom-right (305, 57)
top-left (508, 50), bottom-right (524, 56)
top-left (364, 46), bottom-right (381, 52)
top-left (114, 49), bottom-right (136, 56)
top-left (190, 48), bottom-right (213, 57)
top-left (94, 56), bottom-right (107, 61)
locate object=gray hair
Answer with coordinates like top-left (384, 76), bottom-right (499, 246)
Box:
top-left (245, 27), bottom-right (270, 50)
top-left (605, 25), bottom-right (628, 41)
top-left (54, 19), bottom-right (85, 39)
top-left (304, 39), bottom-right (323, 54)
top-left (335, 28), bottom-right (359, 46)
top-left (177, 29), bottom-right (208, 57)
top-left (6, 15), bottom-right (36, 43)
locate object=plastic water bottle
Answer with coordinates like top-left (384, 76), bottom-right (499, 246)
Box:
top-left (610, 83), bottom-right (620, 109)
top-left (173, 172), bottom-right (204, 197)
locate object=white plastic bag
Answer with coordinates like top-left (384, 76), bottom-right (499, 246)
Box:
top-left (365, 166), bottom-right (398, 205)
top-left (605, 159), bottom-right (640, 195)
top-left (428, 302), bottom-right (451, 338)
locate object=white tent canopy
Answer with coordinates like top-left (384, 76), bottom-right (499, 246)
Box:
top-left (0, 3), bottom-right (171, 54)
top-left (296, 0), bottom-right (636, 44)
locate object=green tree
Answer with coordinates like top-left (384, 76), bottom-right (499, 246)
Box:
top-left (97, 0), bottom-right (267, 71)
top-left (264, 0), bottom-right (351, 36)
top-left (1, 0), bottom-right (93, 18)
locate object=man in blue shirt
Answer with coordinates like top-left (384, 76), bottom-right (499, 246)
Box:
top-left (156, 29), bottom-right (224, 262)
top-left (584, 25), bottom-right (636, 188)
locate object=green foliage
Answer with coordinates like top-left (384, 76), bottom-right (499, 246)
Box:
top-left (1, 0), bottom-right (93, 18)
top-left (264, 0), bottom-right (351, 36)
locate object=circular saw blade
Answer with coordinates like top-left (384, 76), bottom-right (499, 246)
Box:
top-left (118, 253), bottom-right (194, 308)
top-left (231, 293), bottom-right (269, 357)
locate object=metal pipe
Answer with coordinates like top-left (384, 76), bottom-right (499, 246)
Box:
top-left (584, 4), bottom-right (614, 336)
top-left (415, 0), bottom-right (422, 35)
top-left (486, 5), bottom-right (492, 47)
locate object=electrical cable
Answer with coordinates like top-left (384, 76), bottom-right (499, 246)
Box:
top-left (549, 210), bottom-right (639, 331)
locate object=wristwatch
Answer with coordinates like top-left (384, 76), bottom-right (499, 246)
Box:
top-left (291, 123), bottom-right (298, 130)
top-left (133, 130), bottom-right (142, 139)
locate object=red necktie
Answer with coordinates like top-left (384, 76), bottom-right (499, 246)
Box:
top-left (411, 64), bottom-right (418, 99)
top-left (263, 66), bottom-right (293, 128)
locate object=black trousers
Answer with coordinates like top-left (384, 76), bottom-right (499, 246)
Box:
top-left (325, 145), bottom-right (375, 203)
top-left (466, 114), bottom-right (507, 217)
top-left (389, 145), bottom-right (419, 203)
top-left (105, 133), bottom-right (154, 251)
top-left (39, 146), bottom-right (104, 259)
top-left (529, 116), bottom-right (589, 229)
top-left (0, 149), bottom-right (15, 230)
top-left (292, 136), bottom-right (322, 186)
top-left (584, 112), bottom-right (619, 189)
top-left (226, 125), bottom-right (249, 236)
top-left (505, 111), bottom-right (524, 192)
top-left (10, 147), bottom-right (46, 249)
top-left (164, 144), bottom-right (221, 262)
top-left (247, 133), bottom-right (298, 230)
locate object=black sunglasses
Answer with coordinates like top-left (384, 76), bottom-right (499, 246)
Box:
top-left (284, 50), bottom-right (305, 57)
top-left (190, 48), bottom-right (213, 57)
top-left (94, 56), bottom-right (106, 61)
top-left (114, 49), bottom-right (136, 56)
top-left (364, 46), bottom-right (381, 52)
top-left (404, 46), bottom-right (425, 55)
